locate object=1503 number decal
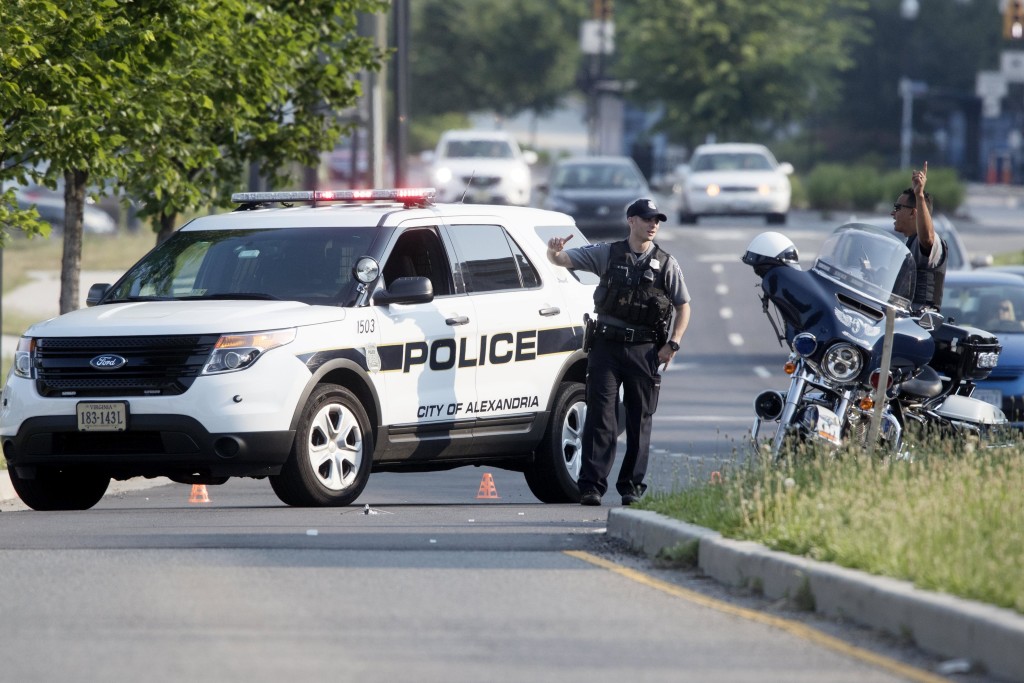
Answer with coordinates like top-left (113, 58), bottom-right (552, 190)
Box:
top-left (357, 319), bottom-right (375, 334)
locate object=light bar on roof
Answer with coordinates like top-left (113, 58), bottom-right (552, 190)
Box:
top-left (230, 188), bottom-right (436, 205)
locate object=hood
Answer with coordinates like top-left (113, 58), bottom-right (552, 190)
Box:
top-left (993, 331), bottom-right (1024, 372)
top-left (23, 300), bottom-right (346, 338)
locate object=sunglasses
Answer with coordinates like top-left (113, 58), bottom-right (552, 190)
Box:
top-left (892, 202), bottom-right (913, 212)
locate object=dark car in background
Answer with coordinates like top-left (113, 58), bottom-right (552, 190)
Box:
top-left (942, 270), bottom-right (1024, 427)
top-left (538, 156), bottom-right (651, 236)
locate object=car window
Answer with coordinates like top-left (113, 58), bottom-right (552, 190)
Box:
top-left (942, 283), bottom-right (1024, 332)
top-left (693, 153), bottom-right (772, 172)
top-left (448, 224), bottom-right (539, 293)
top-left (444, 140), bottom-right (514, 159)
top-left (553, 163), bottom-right (644, 190)
top-left (381, 227), bottom-right (454, 296)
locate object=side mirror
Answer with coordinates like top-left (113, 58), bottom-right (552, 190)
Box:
top-left (778, 162), bottom-right (795, 175)
top-left (970, 254), bottom-right (994, 268)
top-left (522, 150), bottom-right (539, 165)
top-left (373, 276), bottom-right (434, 306)
top-left (86, 283), bottom-right (111, 307)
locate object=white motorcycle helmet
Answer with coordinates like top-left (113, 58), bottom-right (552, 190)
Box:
top-left (742, 231), bottom-right (801, 275)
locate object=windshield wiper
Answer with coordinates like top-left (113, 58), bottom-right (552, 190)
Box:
top-left (190, 292), bottom-right (281, 301)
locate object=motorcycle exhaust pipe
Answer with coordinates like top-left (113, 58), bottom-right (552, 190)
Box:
top-left (753, 390), bottom-right (786, 421)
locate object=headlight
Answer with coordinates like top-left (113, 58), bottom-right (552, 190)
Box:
top-left (821, 343), bottom-right (863, 382)
top-left (13, 337), bottom-right (36, 379)
top-left (434, 166), bottom-right (452, 184)
top-left (705, 184), bottom-right (721, 197)
top-left (202, 328), bottom-right (297, 374)
top-left (976, 351), bottom-right (1000, 369)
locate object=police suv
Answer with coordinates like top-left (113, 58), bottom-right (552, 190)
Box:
top-left (1, 188), bottom-right (598, 510)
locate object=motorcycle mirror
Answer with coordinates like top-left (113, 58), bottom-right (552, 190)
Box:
top-left (917, 310), bottom-right (944, 331)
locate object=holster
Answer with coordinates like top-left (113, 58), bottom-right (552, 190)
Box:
top-left (583, 314), bottom-right (596, 352)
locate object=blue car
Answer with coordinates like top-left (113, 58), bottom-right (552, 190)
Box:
top-left (942, 270), bottom-right (1024, 427)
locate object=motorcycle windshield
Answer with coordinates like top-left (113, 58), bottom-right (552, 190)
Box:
top-left (811, 223), bottom-right (916, 310)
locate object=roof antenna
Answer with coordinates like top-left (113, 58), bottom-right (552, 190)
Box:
top-left (459, 170), bottom-right (477, 203)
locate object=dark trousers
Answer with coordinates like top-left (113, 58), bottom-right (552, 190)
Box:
top-left (579, 336), bottom-right (661, 497)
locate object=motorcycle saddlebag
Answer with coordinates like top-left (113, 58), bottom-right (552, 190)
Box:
top-left (930, 323), bottom-right (1002, 382)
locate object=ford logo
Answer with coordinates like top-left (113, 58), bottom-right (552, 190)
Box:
top-left (89, 354), bottom-right (127, 371)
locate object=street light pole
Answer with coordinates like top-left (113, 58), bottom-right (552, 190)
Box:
top-left (898, 0), bottom-right (920, 170)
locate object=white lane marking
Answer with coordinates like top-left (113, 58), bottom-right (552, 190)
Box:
top-left (728, 333), bottom-right (744, 346)
top-left (656, 415), bottom-right (751, 422)
top-left (720, 307), bottom-right (733, 319)
top-left (753, 365), bottom-right (773, 378)
top-left (710, 263), bottom-right (724, 274)
top-left (715, 283), bottom-right (729, 295)
top-left (699, 254), bottom-right (743, 263)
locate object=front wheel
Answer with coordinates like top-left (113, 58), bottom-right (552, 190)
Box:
top-left (9, 466), bottom-right (110, 510)
top-left (525, 381), bottom-right (586, 503)
top-left (270, 384), bottom-right (374, 507)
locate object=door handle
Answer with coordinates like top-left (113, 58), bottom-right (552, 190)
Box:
top-left (445, 316), bottom-right (470, 326)
top-left (539, 307), bottom-right (560, 316)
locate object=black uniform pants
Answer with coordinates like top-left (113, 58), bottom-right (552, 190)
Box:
top-left (579, 335), bottom-right (662, 497)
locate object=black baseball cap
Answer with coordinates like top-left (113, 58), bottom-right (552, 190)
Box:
top-left (626, 198), bottom-right (667, 222)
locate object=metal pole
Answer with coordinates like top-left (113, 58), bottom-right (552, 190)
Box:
top-left (867, 306), bottom-right (895, 452)
top-left (899, 78), bottom-right (913, 170)
top-left (392, 0), bottom-right (409, 187)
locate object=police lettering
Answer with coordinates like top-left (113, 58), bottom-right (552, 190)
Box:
top-left (403, 330), bottom-right (538, 373)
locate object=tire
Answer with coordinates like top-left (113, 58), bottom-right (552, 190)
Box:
top-left (766, 212), bottom-right (787, 225)
top-left (8, 466), bottom-right (110, 511)
top-left (270, 384), bottom-right (374, 507)
top-left (525, 381), bottom-right (586, 503)
top-left (679, 211), bottom-right (698, 225)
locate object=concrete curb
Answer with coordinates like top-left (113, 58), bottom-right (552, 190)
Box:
top-left (608, 508), bottom-right (1024, 683)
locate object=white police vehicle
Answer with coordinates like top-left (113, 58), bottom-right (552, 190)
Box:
top-left (1, 188), bottom-right (597, 510)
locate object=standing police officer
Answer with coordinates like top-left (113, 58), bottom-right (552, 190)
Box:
top-left (547, 198), bottom-right (691, 506)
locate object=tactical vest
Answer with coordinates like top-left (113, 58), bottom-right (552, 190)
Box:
top-left (907, 235), bottom-right (947, 310)
top-left (594, 240), bottom-right (674, 328)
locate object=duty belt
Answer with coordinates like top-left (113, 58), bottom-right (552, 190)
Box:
top-left (596, 323), bottom-right (659, 343)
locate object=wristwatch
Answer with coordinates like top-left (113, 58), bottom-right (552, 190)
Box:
top-left (667, 340), bottom-right (680, 352)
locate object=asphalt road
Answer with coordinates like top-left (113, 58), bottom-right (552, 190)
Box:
top-left (4, 197), bottom-right (1021, 681)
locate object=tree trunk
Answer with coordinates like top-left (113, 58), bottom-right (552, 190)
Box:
top-left (59, 169), bottom-right (87, 314)
top-left (157, 212), bottom-right (176, 244)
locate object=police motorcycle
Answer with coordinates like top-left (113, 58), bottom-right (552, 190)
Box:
top-left (742, 222), bottom-right (1006, 460)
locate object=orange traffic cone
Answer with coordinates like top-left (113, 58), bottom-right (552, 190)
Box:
top-left (189, 484), bottom-right (210, 504)
top-left (476, 473), bottom-right (500, 499)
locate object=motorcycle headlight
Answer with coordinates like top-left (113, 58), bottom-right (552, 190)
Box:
top-left (821, 342), bottom-right (863, 382)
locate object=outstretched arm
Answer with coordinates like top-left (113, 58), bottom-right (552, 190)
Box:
top-left (912, 161), bottom-right (935, 252)
top-left (546, 235), bottom-right (574, 268)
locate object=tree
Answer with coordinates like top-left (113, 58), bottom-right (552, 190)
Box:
top-left (120, 0), bottom-right (388, 243)
top-left (410, 0), bottom-right (585, 120)
top-left (2, 0), bottom-right (386, 314)
top-left (611, 0), bottom-right (869, 148)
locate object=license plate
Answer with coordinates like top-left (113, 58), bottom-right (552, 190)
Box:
top-left (972, 389), bottom-right (1002, 409)
top-left (76, 401), bottom-right (128, 432)
top-left (812, 407), bottom-right (843, 445)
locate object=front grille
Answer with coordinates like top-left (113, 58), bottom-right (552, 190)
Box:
top-left (461, 176), bottom-right (500, 187)
top-left (34, 335), bottom-right (219, 398)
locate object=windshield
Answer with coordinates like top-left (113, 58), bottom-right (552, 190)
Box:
top-left (443, 139), bottom-right (514, 159)
top-left (812, 223), bottom-right (916, 310)
top-left (105, 227), bottom-right (377, 306)
top-left (552, 163), bottom-right (645, 190)
top-left (692, 152), bottom-right (774, 172)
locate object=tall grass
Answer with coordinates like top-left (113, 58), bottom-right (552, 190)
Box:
top-left (643, 441), bottom-right (1024, 614)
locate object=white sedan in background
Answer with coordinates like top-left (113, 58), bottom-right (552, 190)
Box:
top-left (674, 143), bottom-right (793, 225)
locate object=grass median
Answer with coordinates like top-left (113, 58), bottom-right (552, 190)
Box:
top-left (640, 438), bottom-right (1024, 615)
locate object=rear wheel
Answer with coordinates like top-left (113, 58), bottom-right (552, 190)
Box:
top-left (766, 212), bottom-right (787, 225)
top-left (9, 466), bottom-right (110, 510)
top-left (525, 381), bottom-right (586, 503)
top-left (270, 384), bottom-right (373, 507)
top-left (679, 211), bottom-right (698, 224)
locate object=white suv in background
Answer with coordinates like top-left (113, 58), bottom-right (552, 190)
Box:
top-left (427, 130), bottom-right (538, 206)
top-left (1, 188), bottom-right (595, 510)
top-left (674, 142), bottom-right (793, 225)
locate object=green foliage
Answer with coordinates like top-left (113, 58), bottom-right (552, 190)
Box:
top-left (613, 0), bottom-right (870, 147)
top-left (409, 113), bottom-right (473, 154)
top-left (803, 163), bottom-right (965, 213)
top-left (410, 0), bottom-right (585, 119)
top-left (645, 441), bottom-right (1024, 614)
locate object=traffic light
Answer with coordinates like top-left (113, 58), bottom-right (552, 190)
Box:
top-left (1006, 0), bottom-right (1023, 40)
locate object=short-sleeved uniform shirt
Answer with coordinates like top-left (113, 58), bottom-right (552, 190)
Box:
top-left (563, 241), bottom-right (690, 328)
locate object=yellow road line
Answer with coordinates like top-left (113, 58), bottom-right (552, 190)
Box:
top-left (565, 550), bottom-right (947, 683)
